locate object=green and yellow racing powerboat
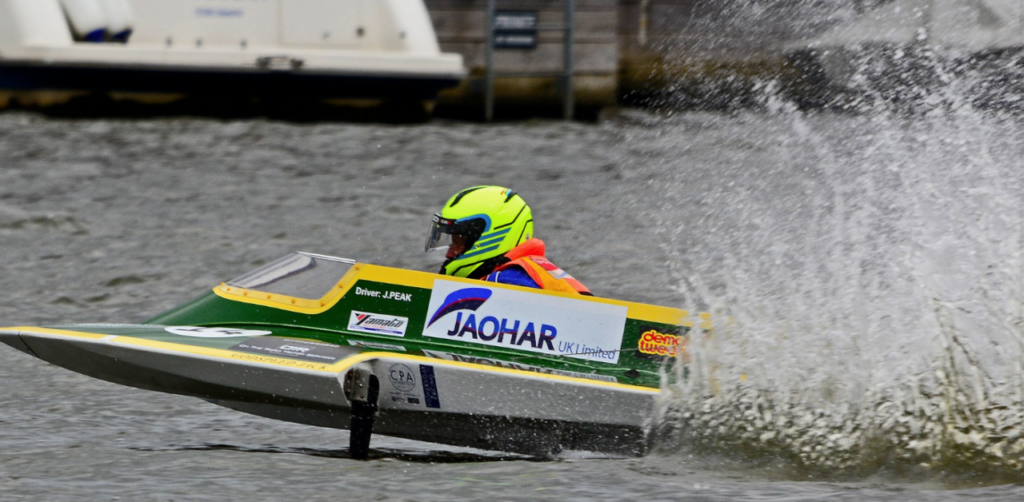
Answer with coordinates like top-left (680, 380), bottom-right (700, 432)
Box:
top-left (0, 252), bottom-right (707, 458)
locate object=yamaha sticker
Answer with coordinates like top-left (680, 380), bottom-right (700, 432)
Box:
top-left (347, 311), bottom-right (409, 337)
top-left (422, 280), bottom-right (627, 364)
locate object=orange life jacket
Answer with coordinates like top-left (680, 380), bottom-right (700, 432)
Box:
top-left (493, 238), bottom-right (592, 296)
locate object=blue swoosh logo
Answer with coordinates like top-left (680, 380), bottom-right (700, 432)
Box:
top-left (427, 288), bottom-right (493, 327)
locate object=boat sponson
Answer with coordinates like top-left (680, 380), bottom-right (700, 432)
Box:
top-left (2, 325), bottom-right (658, 455)
top-left (10, 329), bottom-right (349, 410)
top-left (0, 329), bottom-right (34, 355)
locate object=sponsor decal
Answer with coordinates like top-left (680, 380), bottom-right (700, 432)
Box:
top-left (423, 280), bottom-right (627, 364)
top-left (231, 337), bottom-right (354, 364)
top-left (354, 286), bottom-right (412, 302)
top-left (165, 326), bottom-right (271, 338)
top-left (423, 350), bottom-right (617, 383)
top-left (196, 8), bottom-right (243, 18)
top-left (387, 393), bottom-right (422, 406)
top-left (388, 364), bottom-right (417, 392)
top-left (228, 353), bottom-right (330, 371)
top-left (419, 365), bottom-right (441, 409)
top-left (637, 327), bottom-right (686, 359)
top-left (347, 340), bottom-right (407, 352)
top-left (347, 311), bottom-right (409, 337)
top-left (426, 287), bottom-right (492, 327)
top-left (386, 390), bottom-right (422, 406)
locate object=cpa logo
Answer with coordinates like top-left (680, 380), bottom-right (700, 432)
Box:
top-left (388, 363), bottom-right (416, 392)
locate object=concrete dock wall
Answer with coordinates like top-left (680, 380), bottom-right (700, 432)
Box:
top-left (427, 0), bottom-right (854, 113)
top-left (616, 0), bottom-right (856, 106)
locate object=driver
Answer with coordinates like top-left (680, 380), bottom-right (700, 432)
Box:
top-left (425, 185), bottom-right (592, 296)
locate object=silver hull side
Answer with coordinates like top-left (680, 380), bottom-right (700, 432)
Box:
top-left (1, 327), bottom-right (657, 457)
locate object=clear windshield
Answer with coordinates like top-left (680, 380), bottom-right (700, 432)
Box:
top-left (226, 252), bottom-right (355, 300)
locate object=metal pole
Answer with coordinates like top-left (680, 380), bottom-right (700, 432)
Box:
top-left (485, 0), bottom-right (495, 122)
top-left (563, 0), bottom-right (574, 120)
top-left (639, 0), bottom-right (649, 46)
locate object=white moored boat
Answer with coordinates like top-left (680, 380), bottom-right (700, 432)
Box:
top-left (58, 0), bottom-right (109, 42)
top-left (0, 0), bottom-right (465, 109)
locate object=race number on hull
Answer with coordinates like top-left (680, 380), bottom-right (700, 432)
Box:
top-left (422, 280), bottom-right (627, 364)
top-left (165, 326), bottom-right (272, 338)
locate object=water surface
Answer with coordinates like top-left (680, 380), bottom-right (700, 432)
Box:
top-left (0, 108), bottom-right (1021, 501)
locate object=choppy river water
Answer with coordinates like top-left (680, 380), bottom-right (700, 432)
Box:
top-left (0, 102), bottom-right (1021, 500)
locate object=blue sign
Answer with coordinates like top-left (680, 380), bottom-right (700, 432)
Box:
top-left (419, 365), bottom-right (441, 409)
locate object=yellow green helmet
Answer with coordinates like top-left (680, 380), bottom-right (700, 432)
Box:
top-left (425, 186), bottom-right (534, 278)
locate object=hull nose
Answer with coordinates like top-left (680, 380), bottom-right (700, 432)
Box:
top-left (0, 329), bottom-right (34, 355)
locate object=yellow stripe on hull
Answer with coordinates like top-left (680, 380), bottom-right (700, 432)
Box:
top-left (1, 326), bottom-right (661, 393)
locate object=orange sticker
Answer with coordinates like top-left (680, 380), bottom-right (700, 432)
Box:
top-left (638, 329), bottom-right (685, 358)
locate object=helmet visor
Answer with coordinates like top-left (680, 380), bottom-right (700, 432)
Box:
top-left (425, 214), bottom-right (456, 253)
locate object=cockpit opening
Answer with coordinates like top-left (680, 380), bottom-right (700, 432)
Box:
top-left (226, 252), bottom-right (355, 301)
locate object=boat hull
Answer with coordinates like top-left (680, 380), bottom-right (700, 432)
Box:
top-left (0, 325), bottom-right (656, 457)
top-left (1, 256), bottom-right (703, 456)
top-left (0, 61), bottom-right (462, 100)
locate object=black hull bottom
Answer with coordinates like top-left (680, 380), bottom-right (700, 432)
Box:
top-left (0, 62), bottom-right (461, 101)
